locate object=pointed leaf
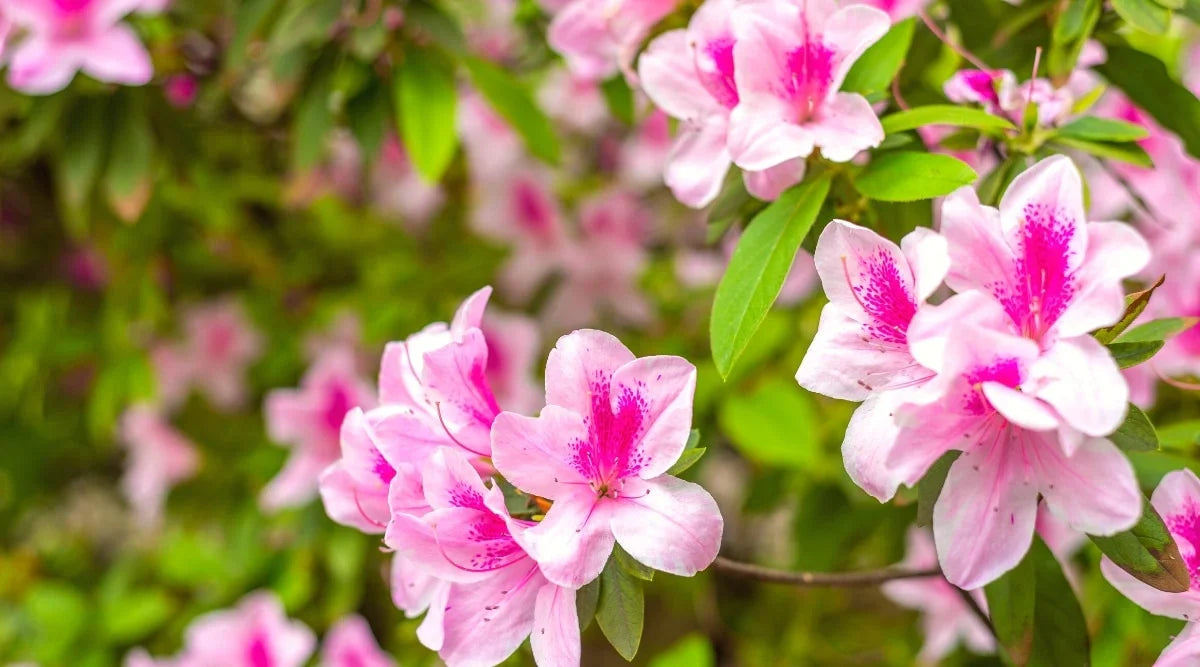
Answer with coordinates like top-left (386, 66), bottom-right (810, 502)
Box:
top-left (1057, 116), bottom-right (1150, 142)
top-left (1111, 0), bottom-right (1172, 33)
top-left (1090, 496), bottom-right (1190, 592)
top-left (854, 152), bottom-right (977, 201)
top-left (395, 49), bottom-right (458, 182)
top-left (881, 105), bottom-right (1015, 134)
top-left (1093, 275), bottom-right (1164, 344)
top-left (596, 555), bottom-right (644, 661)
top-left (1118, 317), bottom-right (1200, 343)
top-left (842, 18), bottom-right (916, 95)
top-left (1110, 404), bottom-right (1159, 452)
top-left (917, 451), bottom-right (959, 527)
top-left (1107, 340), bottom-right (1164, 368)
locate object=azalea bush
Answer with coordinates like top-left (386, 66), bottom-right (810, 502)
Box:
top-left (3, 0), bottom-right (1200, 665)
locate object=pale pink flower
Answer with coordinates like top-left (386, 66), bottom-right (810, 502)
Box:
top-left (944, 69), bottom-right (1074, 127)
top-left (491, 329), bottom-right (723, 588)
top-left (618, 109), bottom-right (673, 191)
top-left (179, 299), bottom-right (264, 411)
top-left (118, 405), bottom-right (198, 525)
top-left (262, 348), bottom-right (376, 511)
top-left (1103, 469), bottom-right (1200, 623)
top-left (124, 647), bottom-right (178, 667)
top-left (371, 135), bottom-right (445, 229)
top-left (302, 312), bottom-right (363, 362)
top-left (881, 527), bottom-right (993, 664)
top-left (537, 66), bottom-right (609, 135)
top-left (637, 0), bottom-right (807, 207)
top-left (150, 342), bottom-right (193, 412)
top-left (2, 0), bottom-right (154, 95)
top-left (175, 591), bottom-right (315, 667)
top-left (547, 0), bottom-right (677, 81)
top-left (726, 0), bottom-right (890, 172)
top-left (459, 91), bottom-right (524, 182)
top-left (471, 168), bottom-right (568, 304)
top-left (863, 0), bottom-right (928, 19)
top-left (320, 615), bottom-right (396, 667)
top-left (385, 448), bottom-right (581, 667)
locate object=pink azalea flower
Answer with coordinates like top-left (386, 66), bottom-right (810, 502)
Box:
top-left (863, 0), bottom-right (929, 19)
top-left (480, 309), bottom-right (542, 415)
top-left (881, 527), bottom-right (993, 663)
top-left (547, 0), bottom-right (677, 81)
top-left (617, 109), bottom-right (673, 192)
top-left (1, 0), bottom-right (154, 95)
top-left (179, 299), bottom-right (264, 411)
top-left (491, 329), bottom-right (723, 588)
top-left (262, 348), bottom-right (376, 511)
top-left (174, 591), bottom-right (315, 667)
top-left (385, 448), bottom-right (581, 667)
top-left (537, 66), bottom-right (609, 135)
top-left (320, 615), bottom-right (396, 667)
top-left (944, 69), bottom-right (1074, 127)
top-left (124, 647), bottom-right (178, 667)
top-left (1102, 469), bottom-right (1200, 666)
top-left (163, 73), bottom-right (197, 108)
top-left (371, 135), bottom-right (445, 230)
top-left (459, 91), bottom-right (525, 182)
top-left (637, 0), bottom-right (807, 207)
top-left (726, 0), bottom-right (890, 172)
top-left (150, 341), bottom-right (193, 412)
top-left (118, 405), bottom-right (198, 525)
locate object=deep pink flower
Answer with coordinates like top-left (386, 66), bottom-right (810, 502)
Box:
top-left (320, 615), bottom-right (396, 667)
top-left (726, 0), bottom-right (889, 171)
top-left (164, 73), bottom-right (197, 108)
top-left (547, 0), bottom-right (677, 81)
top-left (178, 299), bottom-right (264, 411)
top-left (863, 0), bottom-right (929, 19)
top-left (491, 329), bottom-right (723, 588)
top-left (118, 405), bottom-right (198, 525)
top-left (262, 348), bottom-right (376, 511)
top-left (175, 591), bottom-right (315, 667)
top-left (385, 449), bottom-right (581, 667)
top-left (1, 0), bottom-right (154, 95)
top-left (944, 69), bottom-right (1073, 127)
top-left (881, 527), bottom-right (993, 663)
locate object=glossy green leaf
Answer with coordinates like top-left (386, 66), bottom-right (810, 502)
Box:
top-left (986, 547), bottom-right (1036, 665)
top-left (1097, 46), bottom-right (1200, 161)
top-left (1107, 340), bottom-right (1165, 368)
top-left (710, 176), bottom-right (830, 377)
top-left (917, 451), bottom-right (959, 527)
top-left (396, 49), bottom-right (459, 182)
top-left (719, 377), bottom-right (818, 468)
top-left (881, 105), bottom-right (1015, 134)
top-left (1111, 0), bottom-right (1172, 33)
top-left (1118, 316), bottom-right (1200, 343)
top-left (596, 555), bottom-right (645, 661)
top-left (843, 18), bottom-right (916, 95)
top-left (1110, 404), bottom-right (1160, 452)
top-left (1090, 496), bottom-right (1190, 592)
top-left (1049, 137), bottom-right (1152, 167)
top-left (855, 152), bottom-right (977, 201)
top-left (462, 56), bottom-right (560, 164)
top-left (1057, 116), bottom-right (1150, 142)
top-left (1093, 276), bottom-right (1165, 344)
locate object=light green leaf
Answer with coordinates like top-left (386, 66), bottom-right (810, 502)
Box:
top-left (880, 105), bottom-right (1015, 134)
top-left (596, 555), bottom-right (644, 661)
top-left (396, 49), bottom-right (459, 182)
top-left (1118, 317), bottom-right (1200, 343)
top-left (710, 176), bottom-right (831, 378)
top-left (649, 634), bottom-right (716, 667)
top-left (855, 152), bottom-right (977, 201)
top-left (1090, 496), bottom-right (1190, 592)
top-left (1049, 136), bottom-right (1152, 167)
top-left (1111, 0), bottom-right (1172, 33)
top-left (1107, 340), bottom-right (1165, 368)
top-left (462, 56), bottom-right (560, 164)
top-left (1093, 276), bottom-right (1164, 344)
top-left (1159, 420), bottom-right (1200, 450)
top-left (615, 544), bottom-right (655, 581)
top-left (1057, 116), bottom-right (1150, 142)
top-left (718, 378), bottom-right (817, 468)
top-left (100, 589), bottom-right (176, 643)
top-left (842, 18), bottom-right (916, 95)
top-left (293, 65), bottom-right (335, 170)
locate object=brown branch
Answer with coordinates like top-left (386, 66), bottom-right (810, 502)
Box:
top-left (712, 557), bottom-right (942, 587)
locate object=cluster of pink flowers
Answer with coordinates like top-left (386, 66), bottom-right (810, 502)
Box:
top-left (317, 287), bottom-right (724, 666)
top-left (797, 155), bottom-right (1151, 589)
top-left (638, 0), bottom-right (890, 207)
top-left (127, 591), bottom-right (396, 667)
top-left (0, 0), bottom-right (163, 95)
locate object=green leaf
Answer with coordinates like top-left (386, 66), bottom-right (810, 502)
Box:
top-left (842, 18), bottom-right (916, 95)
top-left (100, 589), bottom-right (175, 643)
top-left (1093, 276), bottom-right (1165, 344)
top-left (718, 377), bottom-right (818, 468)
top-left (596, 555), bottom-right (645, 661)
top-left (267, 0), bottom-right (341, 55)
top-left (1111, 0), bottom-right (1172, 33)
top-left (1054, 0), bottom-right (1101, 43)
top-left (396, 49), bottom-right (459, 182)
top-left (58, 102), bottom-right (109, 237)
top-left (986, 548), bottom-right (1037, 665)
top-left (1097, 46), bottom-right (1200, 161)
top-left (667, 429), bottom-right (706, 476)
top-left (881, 105), bottom-right (1015, 134)
top-left (1048, 137), bottom-right (1152, 167)
top-left (1107, 340), bottom-right (1165, 368)
top-left (1159, 420), bottom-right (1200, 450)
top-left (977, 156), bottom-right (1028, 206)
top-left (1110, 404), bottom-right (1159, 452)
top-left (1118, 316), bottom-right (1200, 343)
top-left (854, 152), bottom-right (977, 201)
top-left (916, 451), bottom-right (959, 527)
top-left (462, 56), bottom-right (560, 165)
top-left (346, 80), bottom-right (391, 161)
top-left (293, 65), bottom-right (335, 170)
top-left (710, 176), bottom-right (831, 377)
top-left (25, 582), bottom-right (89, 662)
top-left (649, 634), bottom-right (716, 667)
top-left (1057, 116), bottom-right (1150, 142)
top-left (104, 95), bottom-right (154, 221)
top-left (576, 578), bottom-right (600, 631)
top-left (601, 75), bottom-right (636, 126)
top-left (1090, 496), bottom-right (1190, 592)
top-left (615, 544), bottom-right (655, 581)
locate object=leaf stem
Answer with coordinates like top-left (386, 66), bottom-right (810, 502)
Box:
top-left (712, 556), bottom-right (941, 587)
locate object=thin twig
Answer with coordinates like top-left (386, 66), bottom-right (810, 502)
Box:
top-left (918, 9), bottom-right (990, 71)
top-left (712, 557), bottom-right (941, 587)
top-left (956, 587), bottom-right (996, 639)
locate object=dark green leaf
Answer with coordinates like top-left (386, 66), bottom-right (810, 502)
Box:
top-left (601, 75), bottom-right (635, 126)
top-left (1048, 137), bottom-right (1152, 167)
top-left (880, 105), bottom-right (1015, 134)
top-left (575, 578), bottom-right (600, 631)
top-left (1097, 46), bottom-right (1200, 161)
top-left (596, 555), bottom-right (644, 661)
top-left (293, 67), bottom-right (335, 170)
top-left (855, 152), bottom-right (977, 201)
top-left (1057, 116), bottom-right (1150, 142)
top-left (346, 81), bottom-right (391, 160)
top-left (1093, 275), bottom-right (1165, 344)
top-left (396, 49), bottom-right (459, 182)
top-left (1027, 538), bottom-right (1091, 666)
top-left (104, 95), bottom-right (154, 221)
top-left (1090, 496), bottom-right (1190, 592)
top-left (58, 102), bottom-right (109, 237)
top-left (710, 176), bottom-right (831, 377)
top-left (986, 547), bottom-right (1037, 665)
top-left (1110, 404), bottom-right (1159, 452)
top-left (462, 56), bottom-right (560, 164)
top-left (1054, 0), bottom-right (1101, 43)
top-left (267, 0), bottom-right (342, 54)
top-left (1118, 316), bottom-right (1200, 343)
top-left (842, 18), bottom-right (916, 95)
top-left (1111, 0), bottom-right (1172, 33)
top-left (977, 156), bottom-right (1028, 206)
top-left (1107, 340), bottom-right (1165, 368)
top-left (917, 451), bottom-right (959, 527)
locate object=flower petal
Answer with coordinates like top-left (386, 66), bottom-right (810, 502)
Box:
top-left (544, 329), bottom-right (636, 416)
top-left (438, 562), bottom-right (542, 667)
top-left (530, 584), bottom-right (581, 667)
top-left (608, 354), bottom-right (697, 479)
top-left (663, 115), bottom-right (733, 208)
top-left (1032, 433), bottom-right (1140, 536)
top-left (638, 29), bottom-right (721, 120)
top-left (795, 305), bottom-right (925, 402)
top-left (520, 487), bottom-right (616, 589)
top-left (809, 92), bottom-right (884, 162)
top-left (609, 476), bottom-right (723, 577)
top-left (491, 406), bottom-right (590, 499)
top-left (1029, 335), bottom-right (1128, 439)
top-left (1055, 221), bottom-right (1150, 337)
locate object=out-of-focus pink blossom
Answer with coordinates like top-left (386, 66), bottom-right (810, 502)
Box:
top-left (863, 0), bottom-right (928, 19)
top-left (881, 527), bottom-right (993, 664)
top-left (459, 91), bottom-right (524, 181)
top-left (618, 109), bottom-right (673, 191)
top-left (371, 136), bottom-right (445, 230)
top-left (320, 615), bottom-right (396, 667)
top-left (175, 591), bottom-right (315, 667)
top-left (1, 0), bottom-right (154, 95)
top-left (537, 66), bottom-right (609, 135)
top-left (480, 310), bottom-right (542, 415)
top-left (62, 245), bottom-right (109, 291)
top-left (491, 329), bottom-right (723, 588)
top-left (150, 342), bottom-right (193, 412)
top-left (471, 168), bottom-right (567, 303)
top-left (262, 348), bottom-right (375, 511)
top-left (118, 405), bottom-right (198, 525)
top-left (164, 73), bottom-right (197, 108)
top-left (547, 0), bottom-right (677, 81)
top-left (944, 68), bottom-right (1074, 127)
top-left (179, 299), bottom-right (264, 411)
top-left (675, 226), bottom-right (817, 306)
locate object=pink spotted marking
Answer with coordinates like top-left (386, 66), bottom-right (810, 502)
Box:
top-left (245, 631), bottom-right (273, 667)
top-left (460, 513), bottom-right (526, 571)
top-left (1166, 504), bottom-right (1200, 589)
top-left (568, 371), bottom-right (651, 495)
top-left (512, 178), bottom-right (557, 243)
top-left (842, 250), bottom-right (916, 345)
top-left (782, 34), bottom-right (836, 121)
top-left (992, 203), bottom-right (1078, 339)
top-left (371, 448), bottom-right (395, 484)
top-left (698, 36), bottom-right (739, 109)
top-left (448, 483), bottom-right (487, 511)
top-left (960, 357), bottom-right (1024, 415)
